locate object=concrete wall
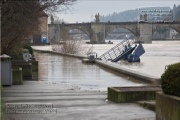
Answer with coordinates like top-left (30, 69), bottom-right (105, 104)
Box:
top-left (12, 68), bottom-right (23, 85)
top-left (156, 92), bottom-right (180, 120)
top-left (108, 86), bottom-right (160, 103)
top-left (95, 60), bottom-right (160, 85)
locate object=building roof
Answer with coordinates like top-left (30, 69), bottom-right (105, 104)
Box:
top-left (139, 7), bottom-right (171, 10)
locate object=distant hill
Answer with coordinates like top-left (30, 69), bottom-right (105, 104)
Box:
top-left (100, 9), bottom-right (138, 22)
top-left (100, 4), bottom-right (180, 22)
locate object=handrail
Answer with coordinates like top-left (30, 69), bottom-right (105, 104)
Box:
top-left (98, 39), bottom-right (134, 62)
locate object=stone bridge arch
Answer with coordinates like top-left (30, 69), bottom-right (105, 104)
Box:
top-left (49, 22), bottom-right (180, 44)
top-left (105, 22), bottom-right (139, 41)
top-left (151, 22), bottom-right (180, 40)
top-left (66, 28), bottom-right (90, 40)
top-left (59, 23), bottom-right (95, 42)
top-left (153, 22), bottom-right (180, 34)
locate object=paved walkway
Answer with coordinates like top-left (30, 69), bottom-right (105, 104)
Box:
top-left (2, 81), bottom-right (155, 120)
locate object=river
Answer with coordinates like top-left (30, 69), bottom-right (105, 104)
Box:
top-left (32, 40), bottom-right (180, 91)
top-left (108, 40), bottom-right (180, 78)
top-left (34, 52), bottom-right (143, 91)
top-left (79, 40), bottom-right (180, 78)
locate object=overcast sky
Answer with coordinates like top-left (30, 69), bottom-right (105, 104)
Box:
top-left (55, 0), bottom-right (180, 23)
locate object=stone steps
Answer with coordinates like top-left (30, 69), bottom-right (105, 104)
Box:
top-left (136, 100), bottom-right (156, 112)
top-left (2, 82), bottom-right (156, 120)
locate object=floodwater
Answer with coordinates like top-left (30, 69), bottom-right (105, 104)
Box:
top-left (107, 40), bottom-right (180, 78)
top-left (80, 40), bottom-right (180, 78)
top-left (32, 40), bottom-right (180, 91)
top-left (34, 52), bottom-right (144, 91)
top-left (115, 41), bottom-right (180, 78)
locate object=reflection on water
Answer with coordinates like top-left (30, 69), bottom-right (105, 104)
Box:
top-left (34, 53), bottom-right (143, 91)
top-left (32, 40), bottom-right (180, 85)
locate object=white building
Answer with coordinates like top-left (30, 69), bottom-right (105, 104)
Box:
top-left (139, 7), bottom-right (173, 22)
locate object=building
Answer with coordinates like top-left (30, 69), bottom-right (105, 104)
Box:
top-left (139, 7), bottom-right (173, 22)
top-left (29, 11), bottom-right (48, 44)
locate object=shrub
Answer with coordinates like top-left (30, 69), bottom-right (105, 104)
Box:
top-left (11, 53), bottom-right (23, 60)
top-left (23, 44), bottom-right (33, 55)
top-left (52, 40), bottom-right (94, 56)
top-left (161, 62), bottom-right (180, 97)
top-left (60, 40), bottom-right (84, 54)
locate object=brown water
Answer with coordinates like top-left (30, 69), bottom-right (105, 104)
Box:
top-left (34, 52), bottom-right (143, 91)
top-left (82, 40), bottom-right (180, 78)
top-left (32, 40), bottom-right (180, 91)
top-left (114, 40), bottom-right (180, 78)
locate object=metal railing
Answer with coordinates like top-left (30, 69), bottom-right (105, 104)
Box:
top-left (98, 39), bottom-right (135, 62)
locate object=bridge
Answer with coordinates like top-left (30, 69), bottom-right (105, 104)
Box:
top-left (48, 22), bottom-right (180, 44)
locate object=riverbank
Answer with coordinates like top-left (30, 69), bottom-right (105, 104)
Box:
top-left (3, 41), bottom-right (167, 120)
top-left (95, 60), bottom-right (160, 85)
top-left (2, 81), bottom-right (155, 120)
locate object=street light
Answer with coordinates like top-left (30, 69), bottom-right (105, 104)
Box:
top-left (91, 15), bottom-right (93, 22)
top-left (138, 8), bottom-right (140, 30)
top-left (103, 15), bottom-right (105, 42)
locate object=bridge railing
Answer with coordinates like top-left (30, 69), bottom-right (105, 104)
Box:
top-left (98, 39), bottom-right (134, 62)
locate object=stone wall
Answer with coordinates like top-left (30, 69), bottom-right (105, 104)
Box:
top-left (156, 92), bottom-right (180, 120)
top-left (139, 23), bottom-right (153, 43)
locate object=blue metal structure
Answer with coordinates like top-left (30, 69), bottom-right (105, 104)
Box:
top-left (98, 39), bottom-right (145, 62)
top-left (126, 43), bottom-right (145, 62)
top-left (43, 37), bottom-right (47, 44)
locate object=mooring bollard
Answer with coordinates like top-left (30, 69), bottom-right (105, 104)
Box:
top-left (12, 67), bottom-right (23, 85)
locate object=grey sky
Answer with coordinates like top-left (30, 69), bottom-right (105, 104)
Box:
top-left (56, 0), bottom-right (180, 23)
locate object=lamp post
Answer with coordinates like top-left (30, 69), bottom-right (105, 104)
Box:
top-left (137, 8), bottom-right (140, 42)
top-left (138, 8), bottom-right (140, 29)
top-left (103, 15), bottom-right (105, 42)
top-left (91, 15), bottom-right (92, 22)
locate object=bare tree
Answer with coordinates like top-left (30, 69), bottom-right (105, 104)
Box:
top-left (53, 39), bottom-right (94, 55)
top-left (1, 0), bottom-right (77, 55)
top-left (40, 0), bottom-right (76, 14)
top-left (60, 40), bottom-right (84, 54)
top-left (52, 32), bottom-right (94, 55)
